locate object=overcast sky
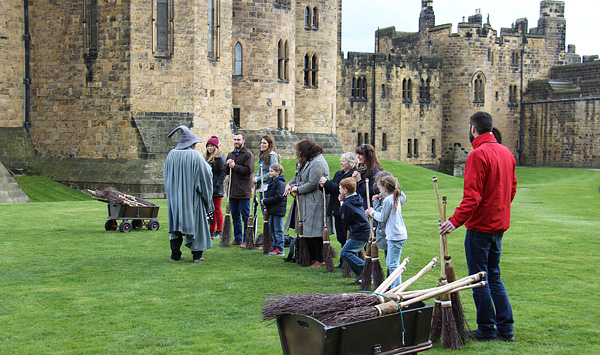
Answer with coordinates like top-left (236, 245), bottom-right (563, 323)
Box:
top-left (342, 0), bottom-right (599, 58)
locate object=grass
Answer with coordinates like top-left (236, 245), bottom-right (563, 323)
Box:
top-left (1, 158), bottom-right (599, 354)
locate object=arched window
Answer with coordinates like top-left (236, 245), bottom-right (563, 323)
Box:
top-left (425, 77), bottom-right (431, 102)
top-left (305, 7), bottom-right (311, 27)
top-left (351, 77), bottom-right (356, 98)
top-left (304, 54), bottom-right (310, 86)
top-left (361, 76), bottom-right (367, 99)
top-left (234, 42), bottom-right (242, 76)
top-left (407, 79), bottom-right (412, 102)
top-left (473, 72), bottom-right (485, 103)
top-left (312, 7), bottom-right (318, 28)
top-left (419, 79), bottom-right (425, 102)
top-left (311, 54), bottom-right (318, 87)
top-left (277, 39), bottom-right (284, 80)
top-left (402, 78), bottom-right (407, 102)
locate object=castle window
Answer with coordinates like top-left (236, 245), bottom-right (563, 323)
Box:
top-left (508, 84), bottom-right (518, 106)
top-left (511, 51), bottom-right (519, 66)
top-left (407, 139), bottom-right (412, 158)
top-left (153, 0), bottom-right (174, 57)
top-left (351, 77), bottom-right (356, 98)
top-left (305, 7), bottom-right (311, 27)
top-left (312, 7), bottom-right (318, 29)
top-left (425, 78), bottom-right (431, 101)
top-left (234, 42), bottom-right (243, 76)
top-left (361, 76), bottom-right (367, 100)
top-left (357, 133), bottom-right (362, 147)
top-left (382, 133), bottom-right (388, 151)
top-left (278, 39), bottom-right (289, 81)
top-left (304, 54), bottom-right (310, 86)
top-left (311, 54), bottom-right (318, 87)
top-left (419, 78), bottom-right (430, 103)
top-left (275, 0), bottom-right (290, 5)
top-left (431, 139), bottom-right (436, 157)
top-left (83, 0), bottom-right (98, 58)
top-left (278, 109), bottom-right (283, 129)
top-left (208, 0), bottom-right (221, 59)
top-left (402, 79), bottom-right (407, 101)
top-left (381, 84), bottom-right (386, 98)
top-left (364, 133), bottom-right (369, 145)
top-left (473, 73), bottom-right (485, 103)
top-left (403, 78), bottom-right (412, 103)
top-left (284, 109), bottom-right (289, 129)
top-left (413, 138), bottom-right (418, 157)
top-left (233, 108), bottom-right (240, 128)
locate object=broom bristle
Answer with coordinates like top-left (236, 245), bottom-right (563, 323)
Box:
top-left (342, 261), bottom-right (353, 278)
top-left (298, 237), bottom-right (312, 267)
top-left (442, 303), bottom-right (464, 350)
top-left (370, 244), bottom-right (384, 290)
top-left (220, 206), bottom-right (232, 247)
top-left (322, 229), bottom-right (335, 273)
top-left (323, 306), bottom-right (379, 327)
top-left (358, 240), bottom-right (373, 291)
top-left (262, 211), bottom-right (272, 254)
top-left (450, 292), bottom-right (468, 343)
top-left (245, 216), bottom-right (255, 250)
top-left (430, 299), bottom-right (443, 343)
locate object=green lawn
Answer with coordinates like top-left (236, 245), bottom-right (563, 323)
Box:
top-left (1, 158), bottom-right (599, 354)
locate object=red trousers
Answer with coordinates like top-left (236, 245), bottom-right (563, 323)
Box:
top-left (210, 196), bottom-right (223, 232)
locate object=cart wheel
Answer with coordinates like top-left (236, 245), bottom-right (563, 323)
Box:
top-left (132, 220), bottom-right (144, 229)
top-left (105, 219), bottom-right (118, 231)
top-left (119, 221), bottom-right (132, 233)
top-left (148, 220), bottom-right (160, 231)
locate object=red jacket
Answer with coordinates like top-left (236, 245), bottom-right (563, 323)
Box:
top-left (449, 132), bottom-right (517, 233)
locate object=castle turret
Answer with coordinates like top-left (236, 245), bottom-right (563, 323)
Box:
top-left (419, 0), bottom-right (435, 33)
top-left (537, 0), bottom-right (566, 58)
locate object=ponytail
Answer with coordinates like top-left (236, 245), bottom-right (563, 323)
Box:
top-left (381, 177), bottom-right (402, 211)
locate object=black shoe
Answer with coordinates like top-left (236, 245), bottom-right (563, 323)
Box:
top-left (468, 330), bottom-right (496, 342)
top-left (499, 334), bottom-right (516, 342)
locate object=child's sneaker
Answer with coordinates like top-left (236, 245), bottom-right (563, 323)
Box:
top-left (268, 249), bottom-right (285, 256)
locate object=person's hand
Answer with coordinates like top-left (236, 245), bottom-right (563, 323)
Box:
top-left (372, 195), bottom-right (379, 201)
top-left (261, 198), bottom-right (264, 204)
top-left (283, 184), bottom-right (292, 196)
top-left (291, 186), bottom-right (298, 193)
top-left (352, 171), bottom-right (361, 182)
top-left (319, 176), bottom-right (327, 187)
top-left (365, 208), bottom-right (372, 217)
top-left (439, 220), bottom-right (456, 235)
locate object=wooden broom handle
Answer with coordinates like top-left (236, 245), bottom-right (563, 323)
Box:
top-left (399, 272), bottom-right (485, 308)
top-left (323, 185), bottom-right (327, 227)
top-left (374, 257), bottom-right (410, 294)
top-left (441, 195), bottom-right (450, 259)
top-left (391, 256), bottom-right (439, 294)
top-left (366, 178), bottom-right (374, 241)
top-left (432, 176), bottom-right (443, 221)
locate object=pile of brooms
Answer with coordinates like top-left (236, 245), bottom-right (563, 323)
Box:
top-left (87, 187), bottom-right (157, 207)
top-left (262, 256), bottom-right (487, 328)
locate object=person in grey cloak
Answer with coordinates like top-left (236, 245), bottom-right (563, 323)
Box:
top-left (164, 125), bottom-right (214, 263)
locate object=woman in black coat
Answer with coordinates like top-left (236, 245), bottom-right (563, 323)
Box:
top-left (205, 136), bottom-right (226, 239)
top-left (319, 152), bottom-right (358, 254)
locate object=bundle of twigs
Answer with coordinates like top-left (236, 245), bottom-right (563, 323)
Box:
top-left (245, 184), bottom-right (257, 250)
top-left (322, 188), bottom-right (336, 272)
top-left (262, 257), bottom-right (439, 323)
top-left (220, 177), bottom-right (233, 247)
top-left (87, 187), bottom-right (157, 207)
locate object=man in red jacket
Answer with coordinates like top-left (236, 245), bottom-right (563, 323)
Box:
top-left (440, 111), bottom-right (517, 343)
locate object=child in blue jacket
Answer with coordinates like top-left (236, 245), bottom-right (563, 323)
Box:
top-left (339, 177), bottom-right (370, 276)
top-left (261, 163), bottom-right (287, 256)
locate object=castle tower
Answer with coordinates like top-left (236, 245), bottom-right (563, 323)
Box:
top-left (293, 0), bottom-right (339, 135)
top-left (537, 0), bottom-right (566, 59)
top-left (419, 0), bottom-right (435, 33)
top-left (231, 0), bottom-right (296, 132)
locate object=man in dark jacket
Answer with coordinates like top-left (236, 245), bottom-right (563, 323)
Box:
top-left (224, 131), bottom-right (255, 247)
top-left (440, 111), bottom-right (517, 342)
top-left (339, 177), bottom-right (370, 276)
top-left (261, 163), bottom-right (287, 255)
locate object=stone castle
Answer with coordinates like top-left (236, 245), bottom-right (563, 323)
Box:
top-left (0, 0), bottom-right (598, 200)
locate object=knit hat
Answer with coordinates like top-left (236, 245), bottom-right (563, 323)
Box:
top-left (206, 136), bottom-right (219, 148)
top-left (167, 125), bottom-right (203, 150)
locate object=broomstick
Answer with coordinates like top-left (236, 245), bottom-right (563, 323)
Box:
top-left (341, 230), bottom-right (353, 278)
top-left (260, 166), bottom-right (272, 254)
top-left (244, 184), bottom-right (256, 250)
top-left (366, 178), bottom-right (385, 290)
top-left (322, 187), bottom-right (336, 272)
top-left (220, 176), bottom-right (233, 247)
top-left (294, 194), bottom-right (311, 266)
top-left (431, 176), bottom-right (464, 349)
top-left (322, 272), bottom-right (486, 327)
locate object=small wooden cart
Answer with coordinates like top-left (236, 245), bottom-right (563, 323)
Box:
top-left (104, 203), bottom-right (160, 233)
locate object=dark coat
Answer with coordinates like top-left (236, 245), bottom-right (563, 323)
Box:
top-left (223, 145), bottom-right (255, 199)
top-left (340, 193), bottom-right (370, 242)
top-left (323, 168), bottom-right (357, 217)
top-left (262, 175), bottom-right (287, 217)
top-left (208, 152), bottom-right (226, 197)
top-left (356, 166), bottom-right (383, 210)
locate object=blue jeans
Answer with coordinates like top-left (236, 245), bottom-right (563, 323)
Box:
top-left (230, 198), bottom-right (250, 243)
top-left (341, 238), bottom-right (367, 276)
top-left (386, 239), bottom-right (406, 289)
top-left (465, 229), bottom-right (514, 338)
top-left (270, 215), bottom-right (285, 252)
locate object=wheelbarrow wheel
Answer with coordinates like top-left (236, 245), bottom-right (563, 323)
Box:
top-left (105, 219), bottom-right (118, 231)
top-left (148, 220), bottom-right (160, 231)
top-left (132, 220), bottom-right (144, 229)
top-left (119, 221), bottom-right (132, 233)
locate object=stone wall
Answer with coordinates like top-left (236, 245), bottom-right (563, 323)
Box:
top-left (0, 0), bottom-right (25, 128)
